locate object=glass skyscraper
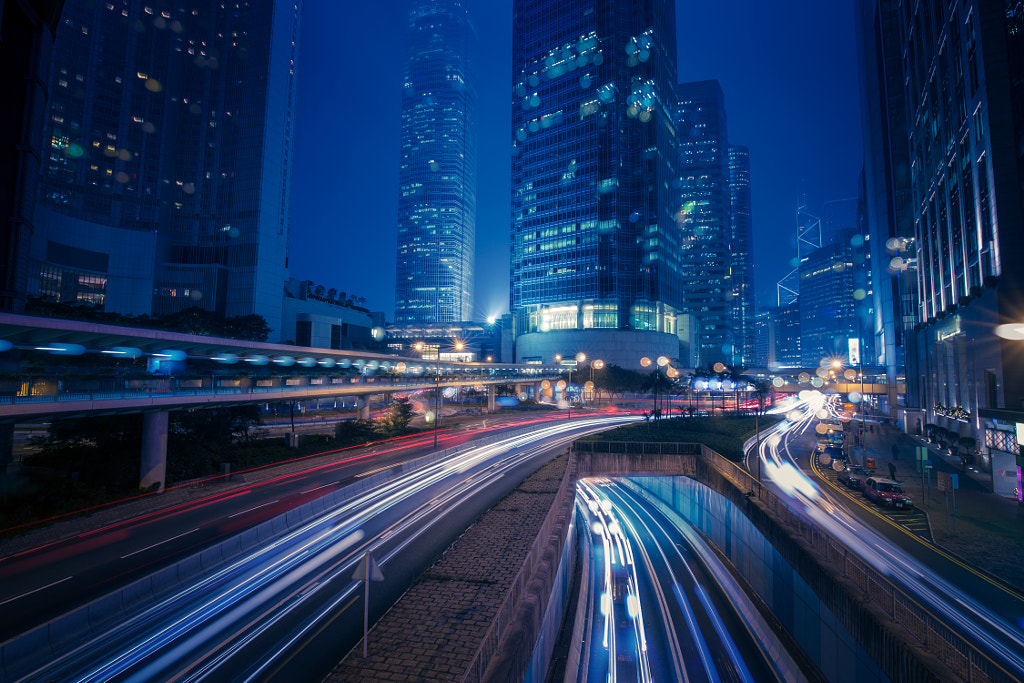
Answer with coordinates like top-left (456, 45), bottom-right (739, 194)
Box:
top-left (394, 0), bottom-right (477, 325)
top-left (32, 0), bottom-right (300, 334)
top-left (858, 0), bottom-right (1024, 497)
top-left (728, 144), bottom-right (755, 366)
top-left (510, 0), bottom-right (685, 368)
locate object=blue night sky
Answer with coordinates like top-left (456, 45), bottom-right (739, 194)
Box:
top-left (290, 1), bottom-right (863, 321)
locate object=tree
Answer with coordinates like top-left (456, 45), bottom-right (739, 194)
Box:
top-left (327, 288), bottom-right (337, 300)
top-left (161, 306), bottom-right (221, 336)
top-left (599, 365), bottom-right (645, 395)
top-left (314, 284), bottom-right (325, 297)
top-left (223, 313), bottom-right (271, 342)
top-left (376, 396), bottom-right (415, 436)
top-left (167, 406), bottom-right (263, 480)
top-left (28, 415), bottom-right (144, 494)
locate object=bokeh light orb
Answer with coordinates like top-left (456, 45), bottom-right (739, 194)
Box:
top-left (995, 324), bottom-right (1024, 340)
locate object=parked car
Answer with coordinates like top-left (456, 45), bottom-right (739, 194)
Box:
top-left (837, 464), bottom-right (870, 489)
top-left (863, 477), bottom-right (913, 509)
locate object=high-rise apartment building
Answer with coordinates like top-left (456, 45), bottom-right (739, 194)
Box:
top-left (510, 0), bottom-right (685, 369)
top-left (393, 0), bottom-right (477, 325)
top-left (30, 0), bottom-right (300, 334)
top-left (858, 0), bottom-right (1024, 498)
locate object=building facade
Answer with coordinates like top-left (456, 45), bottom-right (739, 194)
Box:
top-left (858, 0), bottom-right (1024, 498)
top-left (510, 0), bottom-right (684, 370)
top-left (394, 0), bottom-right (477, 325)
top-left (32, 0), bottom-right (301, 335)
top-left (798, 227), bottom-right (872, 366)
top-left (673, 80), bottom-right (735, 367)
top-left (728, 144), bottom-right (755, 366)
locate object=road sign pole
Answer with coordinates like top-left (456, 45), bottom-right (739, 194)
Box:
top-left (363, 555), bottom-right (370, 658)
top-left (945, 489), bottom-right (949, 535)
top-left (352, 550), bottom-right (384, 658)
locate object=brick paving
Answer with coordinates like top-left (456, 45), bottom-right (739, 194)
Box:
top-left (323, 453), bottom-right (569, 682)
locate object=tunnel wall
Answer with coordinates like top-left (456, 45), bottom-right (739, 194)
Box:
top-left (627, 475), bottom-right (888, 682)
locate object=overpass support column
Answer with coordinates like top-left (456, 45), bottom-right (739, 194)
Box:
top-left (487, 385), bottom-right (496, 413)
top-left (140, 410), bottom-right (169, 492)
top-left (534, 382), bottom-right (543, 402)
top-left (0, 423), bottom-right (13, 474)
top-left (358, 396), bottom-right (371, 421)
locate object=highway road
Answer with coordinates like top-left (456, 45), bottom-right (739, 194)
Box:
top-left (747, 393), bottom-right (1024, 681)
top-left (0, 412), bottom-right (581, 639)
top-left (574, 478), bottom-right (795, 683)
top-left (2, 414), bottom-right (639, 682)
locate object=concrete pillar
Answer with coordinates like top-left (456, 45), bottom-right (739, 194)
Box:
top-left (535, 382), bottom-right (543, 401)
top-left (140, 410), bottom-right (169, 492)
top-left (358, 395), bottom-right (371, 421)
top-left (0, 422), bottom-right (13, 471)
top-left (487, 385), bottom-right (496, 413)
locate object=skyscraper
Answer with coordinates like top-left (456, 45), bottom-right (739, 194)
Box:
top-left (858, 0), bottom-right (1024, 497)
top-left (798, 227), bottom-right (870, 366)
top-left (393, 0), bottom-right (477, 325)
top-left (31, 0), bottom-right (301, 335)
top-left (674, 80), bottom-right (732, 368)
top-left (728, 145), bottom-right (755, 367)
top-left (510, 0), bottom-right (684, 369)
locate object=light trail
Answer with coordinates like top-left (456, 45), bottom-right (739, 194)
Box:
top-left (755, 394), bottom-right (1024, 679)
top-left (8, 415), bottom-right (638, 682)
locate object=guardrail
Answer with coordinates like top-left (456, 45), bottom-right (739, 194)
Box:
top-left (0, 374), bottom-right (552, 406)
top-left (571, 440), bottom-right (1018, 683)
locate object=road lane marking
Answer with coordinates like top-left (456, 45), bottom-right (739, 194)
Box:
top-left (300, 484), bottom-right (332, 494)
top-left (120, 528), bottom-right (200, 559)
top-left (809, 448), bottom-right (1024, 601)
top-left (227, 500), bottom-right (280, 519)
top-left (0, 575), bottom-right (75, 606)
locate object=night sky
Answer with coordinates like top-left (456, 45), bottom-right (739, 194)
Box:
top-left (290, 1), bottom-right (863, 321)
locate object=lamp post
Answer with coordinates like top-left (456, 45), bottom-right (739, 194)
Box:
top-left (590, 358), bottom-right (604, 406)
top-left (433, 360), bottom-right (440, 448)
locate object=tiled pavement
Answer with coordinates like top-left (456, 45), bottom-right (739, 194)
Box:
top-left (322, 453), bottom-right (569, 682)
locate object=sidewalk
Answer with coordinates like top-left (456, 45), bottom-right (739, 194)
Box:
top-left (853, 420), bottom-right (1024, 589)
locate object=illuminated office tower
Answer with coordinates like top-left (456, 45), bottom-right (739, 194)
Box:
top-left (511, 0), bottom-right (686, 369)
top-left (32, 0), bottom-right (301, 334)
top-left (728, 144), bottom-right (755, 367)
top-left (858, 0), bottom-right (1024, 497)
top-left (394, 0), bottom-right (477, 325)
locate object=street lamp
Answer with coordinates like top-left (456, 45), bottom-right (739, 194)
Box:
top-left (433, 360), bottom-right (441, 448)
top-left (590, 359), bottom-right (604, 406)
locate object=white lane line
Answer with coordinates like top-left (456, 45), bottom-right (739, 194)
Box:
top-left (0, 575), bottom-right (75, 606)
top-left (227, 500), bottom-right (280, 519)
top-left (300, 483), bottom-right (332, 494)
top-left (120, 528), bottom-right (200, 559)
